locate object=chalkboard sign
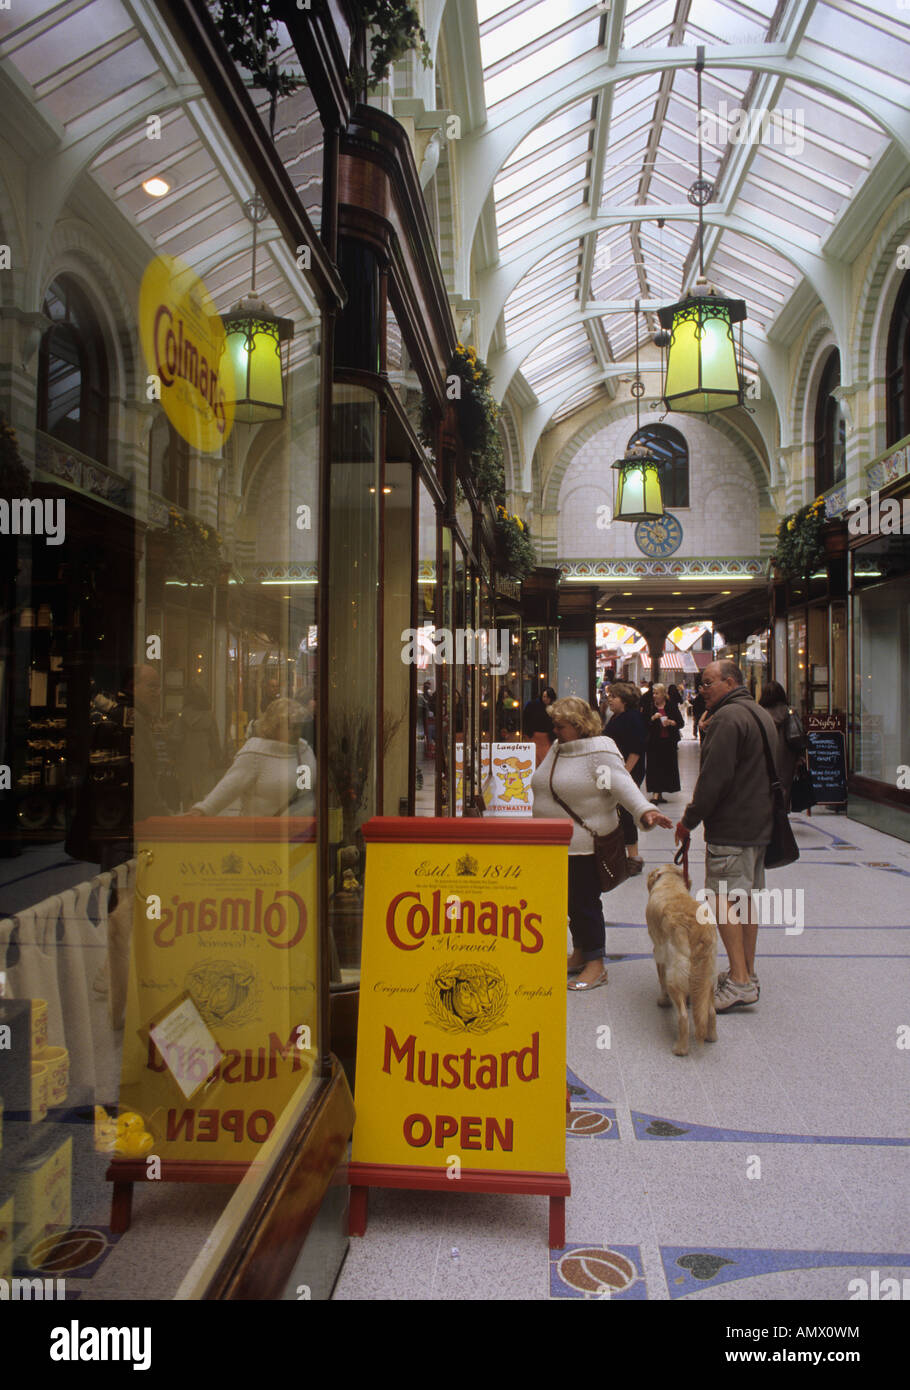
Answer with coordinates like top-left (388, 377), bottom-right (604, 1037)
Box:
top-left (807, 728), bottom-right (847, 805)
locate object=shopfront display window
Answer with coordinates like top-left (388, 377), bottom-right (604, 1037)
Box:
top-left (852, 534), bottom-right (910, 780)
top-left (0, 0), bottom-right (333, 1301)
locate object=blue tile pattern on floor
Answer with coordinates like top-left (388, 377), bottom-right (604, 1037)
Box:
top-left (566, 1067), bottom-right (619, 1139)
top-left (632, 1111), bottom-right (910, 1146)
top-left (566, 1065), bottom-right (610, 1107)
top-left (663, 1246), bottom-right (910, 1299)
top-left (550, 1243), bottom-right (648, 1299)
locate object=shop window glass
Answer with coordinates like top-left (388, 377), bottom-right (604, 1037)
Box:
top-left (414, 479), bottom-right (438, 813)
top-left (37, 275), bottom-right (109, 464)
top-left (7, 174), bottom-right (325, 1300)
top-left (853, 533), bottom-right (910, 780)
top-left (813, 349), bottom-right (846, 495)
top-left (382, 460), bottom-right (413, 814)
top-left (886, 272), bottom-right (910, 447)
top-left (326, 385), bottom-right (380, 980)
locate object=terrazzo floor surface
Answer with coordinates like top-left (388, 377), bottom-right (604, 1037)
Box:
top-left (333, 735), bottom-right (910, 1301)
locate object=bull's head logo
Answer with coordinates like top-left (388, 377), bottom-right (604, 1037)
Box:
top-left (425, 963), bottom-right (507, 1033)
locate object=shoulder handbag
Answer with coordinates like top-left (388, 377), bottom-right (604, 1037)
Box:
top-left (789, 760), bottom-right (817, 814)
top-left (783, 706), bottom-right (808, 755)
top-left (548, 749), bottom-right (629, 891)
top-left (743, 705), bottom-right (800, 869)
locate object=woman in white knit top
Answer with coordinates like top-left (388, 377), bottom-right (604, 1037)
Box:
top-left (531, 697), bottom-right (672, 990)
top-left (188, 697), bottom-right (316, 818)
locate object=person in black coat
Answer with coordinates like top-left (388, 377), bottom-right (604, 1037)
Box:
top-left (523, 685), bottom-right (557, 766)
top-left (758, 679), bottom-right (801, 809)
top-left (604, 681), bottom-right (648, 874)
top-left (691, 675), bottom-right (707, 740)
top-left (645, 682), bottom-right (684, 803)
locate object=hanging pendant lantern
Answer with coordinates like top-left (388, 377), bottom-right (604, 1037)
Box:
top-left (223, 294), bottom-right (293, 423)
top-left (612, 299), bottom-right (664, 521)
top-left (222, 196), bottom-right (294, 423)
top-left (613, 443), bottom-right (664, 521)
top-left (658, 277), bottom-right (746, 414)
top-left (657, 50), bottom-right (747, 415)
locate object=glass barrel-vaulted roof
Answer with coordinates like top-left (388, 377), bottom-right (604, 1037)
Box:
top-left (474, 0), bottom-right (907, 429)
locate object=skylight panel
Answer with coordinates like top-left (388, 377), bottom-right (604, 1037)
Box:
top-left (480, 0), bottom-right (591, 71)
top-left (484, 20), bottom-right (601, 108)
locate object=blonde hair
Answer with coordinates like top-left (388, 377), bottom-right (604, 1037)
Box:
top-left (548, 697), bottom-right (602, 739)
top-left (259, 697), bottom-right (305, 742)
top-left (652, 683), bottom-right (668, 700)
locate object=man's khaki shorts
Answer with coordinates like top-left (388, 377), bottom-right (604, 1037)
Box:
top-left (705, 843), bottom-right (767, 898)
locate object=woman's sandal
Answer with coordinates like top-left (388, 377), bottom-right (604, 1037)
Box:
top-left (568, 969), bottom-right (608, 992)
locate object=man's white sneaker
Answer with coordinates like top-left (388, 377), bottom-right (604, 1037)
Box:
top-left (716, 969), bottom-right (760, 999)
top-left (714, 975), bottom-right (759, 1012)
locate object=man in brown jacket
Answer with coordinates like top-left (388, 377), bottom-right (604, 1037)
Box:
top-left (674, 660), bottom-right (779, 1011)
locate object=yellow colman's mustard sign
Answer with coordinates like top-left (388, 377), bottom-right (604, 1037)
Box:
top-left (353, 821), bottom-right (571, 1176)
top-left (139, 254), bottom-right (235, 453)
top-left (118, 819), bottom-right (317, 1164)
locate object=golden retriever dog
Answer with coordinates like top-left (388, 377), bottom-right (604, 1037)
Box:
top-left (645, 865), bottom-right (717, 1056)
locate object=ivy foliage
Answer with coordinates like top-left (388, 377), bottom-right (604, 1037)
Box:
top-left (165, 509), bottom-right (223, 586)
top-left (0, 413), bottom-right (30, 499)
top-left (420, 343), bottom-right (507, 503)
top-left (495, 506), bottom-right (537, 580)
top-left (770, 497), bottom-right (826, 579)
top-left (208, 1), bottom-right (305, 102)
top-left (349, 0), bottom-right (432, 92)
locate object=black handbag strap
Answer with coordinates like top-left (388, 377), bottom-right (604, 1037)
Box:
top-left (743, 704), bottom-right (785, 800)
top-left (548, 748), bottom-right (598, 840)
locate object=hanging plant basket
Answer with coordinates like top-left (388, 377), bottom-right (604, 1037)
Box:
top-left (0, 413), bottom-right (30, 500)
top-left (208, 1), bottom-right (306, 103)
top-left (494, 506), bottom-right (536, 580)
top-left (769, 498), bottom-right (826, 580)
top-left (348, 0), bottom-right (432, 93)
top-left (164, 510), bottom-right (224, 585)
top-left (420, 343), bottom-right (506, 503)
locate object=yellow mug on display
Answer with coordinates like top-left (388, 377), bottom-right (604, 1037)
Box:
top-left (30, 1062), bottom-right (49, 1123)
top-left (36, 1046), bottom-right (68, 1107)
top-left (31, 999), bottom-right (48, 1054)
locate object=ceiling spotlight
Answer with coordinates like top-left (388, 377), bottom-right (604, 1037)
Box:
top-left (142, 177), bottom-right (170, 197)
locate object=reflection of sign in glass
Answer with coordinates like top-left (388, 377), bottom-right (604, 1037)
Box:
top-left (139, 254), bottom-right (235, 453)
top-left (119, 819), bottom-right (317, 1163)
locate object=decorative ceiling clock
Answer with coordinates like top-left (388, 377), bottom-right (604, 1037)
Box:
top-left (634, 513), bottom-right (683, 558)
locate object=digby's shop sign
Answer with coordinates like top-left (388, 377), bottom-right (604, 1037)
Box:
top-left (352, 818), bottom-right (571, 1178)
top-left (139, 254), bottom-right (235, 453)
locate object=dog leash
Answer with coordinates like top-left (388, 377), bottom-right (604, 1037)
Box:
top-left (673, 840), bottom-right (691, 890)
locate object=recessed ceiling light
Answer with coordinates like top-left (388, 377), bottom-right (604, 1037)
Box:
top-left (142, 177), bottom-right (170, 197)
top-left (672, 591), bottom-right (681, 595)
top-left (721, 590), bottom-right (731, 594)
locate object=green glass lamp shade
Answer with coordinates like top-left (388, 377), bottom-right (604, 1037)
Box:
top-left (658, 282), bottom-right (746, 413)
top-left (222, 295), bottom-right (294, 423)
top-left (612, 446), bottom-right (664, 521)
